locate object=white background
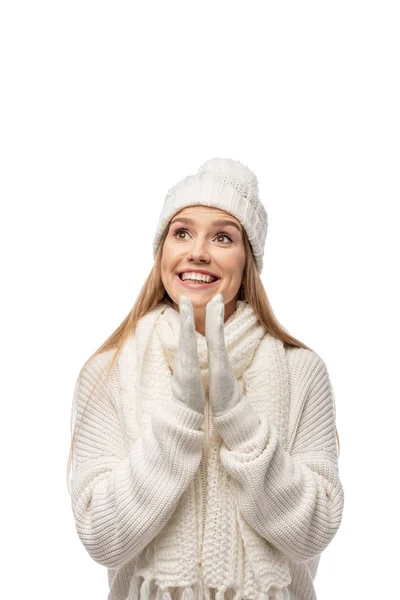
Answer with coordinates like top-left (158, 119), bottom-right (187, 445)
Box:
top-left (1, 1), bottom-right (399, 598)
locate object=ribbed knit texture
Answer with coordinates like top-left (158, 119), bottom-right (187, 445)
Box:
top-left (70, 302), bottom-right (344, 600)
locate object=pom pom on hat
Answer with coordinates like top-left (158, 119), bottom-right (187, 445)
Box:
top-left (152, 157), bottom-right (268, 273)
top-left (198, 157), bottom-right (259, 189)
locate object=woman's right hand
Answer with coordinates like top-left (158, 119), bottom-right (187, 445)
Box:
top-left (171, 295), bottom-right (205, 415)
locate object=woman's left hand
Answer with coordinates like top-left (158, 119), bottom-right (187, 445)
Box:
top-left (205, 293), bottom-right (242, 417)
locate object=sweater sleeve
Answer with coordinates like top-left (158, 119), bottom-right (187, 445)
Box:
top-left (211, 348), bottom-right (344, 564)
top-left (70, 351), bottom-right (205, 569)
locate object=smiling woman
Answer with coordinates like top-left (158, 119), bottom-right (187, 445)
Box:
top-left (67, 157), bottom-right (344, 600)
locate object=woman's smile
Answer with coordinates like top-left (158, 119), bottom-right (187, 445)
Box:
top-left (175, 272), bottom-right (221, 290)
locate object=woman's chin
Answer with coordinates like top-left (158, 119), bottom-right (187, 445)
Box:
top-left (172, 289), bottom-right (221, 308)
top-left (190, 297), bottom-right (212, 308)
top-left (178, 295), bottom-right (207, 308)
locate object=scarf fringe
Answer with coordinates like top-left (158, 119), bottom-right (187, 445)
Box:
top-left (140, 577), bottom-right (152, 599)
top-left (181, 587), bottom-right (195, 600)
top-left (127, 574), bottom-right (289, 599)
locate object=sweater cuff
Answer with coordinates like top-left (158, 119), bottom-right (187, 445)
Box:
top-left (159, 397), bottom-right (205, 431)
top-left (212, 394), bottom-right (263, 452)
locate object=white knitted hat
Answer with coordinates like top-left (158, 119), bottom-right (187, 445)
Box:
top-left (152, 157), bottom-right (268, 273)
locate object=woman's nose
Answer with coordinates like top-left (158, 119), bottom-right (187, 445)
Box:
top-left (187, 237), bottom-right (210, 263)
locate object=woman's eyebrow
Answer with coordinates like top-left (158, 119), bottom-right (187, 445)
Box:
top-left (170, 217), bottom-right (241, 233)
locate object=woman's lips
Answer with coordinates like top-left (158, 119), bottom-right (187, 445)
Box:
top-left (175, 273), bottom-right (220, 289)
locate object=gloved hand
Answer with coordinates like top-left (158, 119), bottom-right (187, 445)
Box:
top-left (170, 295), bottom-right (205, 415)
top-left (205, 293), bottom-right (242, 417)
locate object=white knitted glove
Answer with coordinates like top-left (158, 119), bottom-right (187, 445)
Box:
top-left (170, 295), bottom-right (205, 415)
top-left (205, 293), bottom-right (242, 417)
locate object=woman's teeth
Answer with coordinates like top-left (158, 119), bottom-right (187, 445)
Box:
top-left (187, 280), bottom-right (208, 284)
top-left (180, 273), bottom-right (216, 283)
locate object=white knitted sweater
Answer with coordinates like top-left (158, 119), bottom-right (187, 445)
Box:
top-left (70, 302), bottom-right (344, 600)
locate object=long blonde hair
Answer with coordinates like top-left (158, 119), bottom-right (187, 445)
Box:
top-left (66, 225), bottom-right (340, 492)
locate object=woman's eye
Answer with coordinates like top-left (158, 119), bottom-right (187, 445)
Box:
top-left (172, 229), bottom-right (232, 243)
top-left (172, 229), bottom-right (188, 240)
top-left (215, 232), bottom-right (233, 242)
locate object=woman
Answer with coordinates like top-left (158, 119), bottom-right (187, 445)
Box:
top-left (67, 158), bottom-right (344, 600)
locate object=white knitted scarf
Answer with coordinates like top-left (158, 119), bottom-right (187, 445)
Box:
top-left (119, 300), bottom-right (292, 600)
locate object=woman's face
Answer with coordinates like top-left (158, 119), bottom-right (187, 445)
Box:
top-left (160, 205), bottom-right (246, 328)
